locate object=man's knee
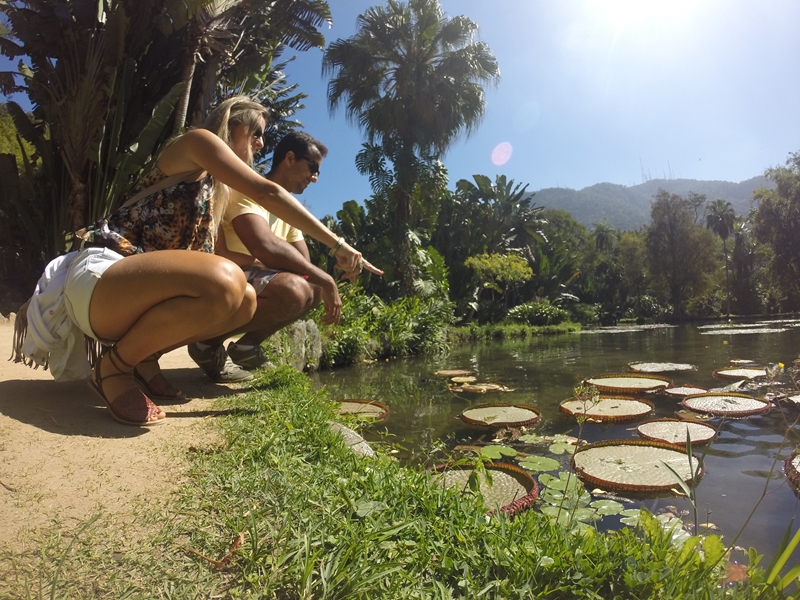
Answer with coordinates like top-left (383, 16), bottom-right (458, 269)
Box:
top-left (260, 274), bottom-right (316, 318)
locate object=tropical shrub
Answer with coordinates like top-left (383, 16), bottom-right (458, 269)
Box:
top-left (508, 300), bottom-right (569, 326)
top-left (317, 287), bottom-right (455, 368)
top-left (568, 303), bottom-right (600, 325)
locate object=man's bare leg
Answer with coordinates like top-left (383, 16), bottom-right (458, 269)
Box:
top-left (200, 273), bottom-right (320, 367)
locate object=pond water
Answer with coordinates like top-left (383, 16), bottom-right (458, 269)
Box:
top-left (309, 321), bottom-right (800, 565)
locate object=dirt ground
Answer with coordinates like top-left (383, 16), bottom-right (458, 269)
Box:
top-left (0, 315), bottom-right (243, 552)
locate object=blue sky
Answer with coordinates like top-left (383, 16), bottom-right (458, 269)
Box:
top-left (282, 0), bottom-right (800, 217)
top-left (3, 1), bottom-right (798, 220)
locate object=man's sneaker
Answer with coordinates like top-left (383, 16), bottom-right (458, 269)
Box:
top-left (187, 342), bottom-right (253, 382)
top-left (226, 342), bottom-right (273, 370)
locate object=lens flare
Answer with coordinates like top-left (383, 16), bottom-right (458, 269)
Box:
top-left (492, 142), bottom-right (513, 166)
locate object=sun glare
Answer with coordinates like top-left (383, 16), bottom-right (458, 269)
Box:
top-left (590, 0), bottom-right (698, 29)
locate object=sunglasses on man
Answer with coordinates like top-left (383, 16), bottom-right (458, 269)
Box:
top-left (296, 154), bottom-right (320, 177)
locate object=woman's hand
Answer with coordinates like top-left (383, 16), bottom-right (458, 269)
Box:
top-left (333, 242), bottom-right (383, 281)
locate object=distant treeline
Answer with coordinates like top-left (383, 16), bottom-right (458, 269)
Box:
top-left (530, 176), bottom-right (772, 230)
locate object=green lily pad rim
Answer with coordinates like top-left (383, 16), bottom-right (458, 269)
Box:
top-left (458, 403), bottom-right (542, 428)
top-left (583, 372), bottom-right (674, 393)
top-left (559, 396), bottom-right (655, 423)
top-left (335, 399), bottom-right (390, 421)
top-left (635, 417), bottom-right (717, 446)
top-left (570, 438), bottom-right (704, 494)
top-left (680, 392), bottom-right (770, 418)
top-left (428, 461), bottom-right (539, 517)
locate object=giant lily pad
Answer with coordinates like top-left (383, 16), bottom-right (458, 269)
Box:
top-left (435, 369), bottom-right (474, 377)
top-left (335, 399), bottom-right (389, 421)
top-left (459, 403), bottom-right (541, 428)
top-left (451, 382), bottom-right (513, 394)
top-left (681, 392), bottom-right (770, 417)
top-left (583, 373), bottom-right (672, 394)
top-left (560, 396), bottom-right (654, 423)
top-left (571, 439), bottom-right (702, 493)
top-left (431, 462), bottom-right (539, 516)
top-left (713, 366), bottom-right (767, 380)
top-left (629, 362), bottom-right (696, 373)
top-left (636, 418), bottom-right (716, 446)
top-left (663, 384), bottom-right (708, 398)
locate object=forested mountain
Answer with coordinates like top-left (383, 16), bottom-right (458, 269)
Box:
top-left (528, 176), bottom-right (772, 230)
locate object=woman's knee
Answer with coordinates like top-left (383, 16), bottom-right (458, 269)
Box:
top-left (200, 260), bottom-right (249, 315)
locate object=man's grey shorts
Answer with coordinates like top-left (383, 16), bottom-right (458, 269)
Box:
top-left (242, 265), bottom-right (281, 294)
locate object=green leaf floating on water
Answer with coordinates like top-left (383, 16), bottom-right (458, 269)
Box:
top-left (477, 445), bottom-right (517, 460)
top-left (548, 442), bottom-right (576, 455)
top-left (541, 505), bottom-right (599, 522)
top-left (589, 499), bottom-right (625, 516)
top-left (518, 455), bottom-right (561, 472)
top-left (619, 508), bottom-right (643, 526)
top-left (539, 472), bottom-right (582, 492)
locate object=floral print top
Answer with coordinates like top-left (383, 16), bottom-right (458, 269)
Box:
top-left (75, 166), bottom-right (215, 256)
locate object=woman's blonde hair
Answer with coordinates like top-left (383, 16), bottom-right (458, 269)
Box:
top-left (199, 96), bottom-right (270, 227)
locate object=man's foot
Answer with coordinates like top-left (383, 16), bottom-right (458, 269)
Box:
top-left (226, 342), bottom-right (274, 370)
top-left (187, 342), bottom-right (253, 383)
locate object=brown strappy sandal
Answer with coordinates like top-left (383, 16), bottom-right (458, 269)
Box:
top-left (133, 352), bottom-right (185, 402)
top-left (88, 345), bottom-right (166, 426)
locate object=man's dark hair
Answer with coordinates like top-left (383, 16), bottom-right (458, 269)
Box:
top-left (270, 130), bottom-right (328, 173)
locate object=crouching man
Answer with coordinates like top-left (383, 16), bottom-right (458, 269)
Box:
top-left (188, 131), bottom-right (342, 381)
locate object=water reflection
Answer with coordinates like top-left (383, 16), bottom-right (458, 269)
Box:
top-left (310, 323), bottom-right (800, 564)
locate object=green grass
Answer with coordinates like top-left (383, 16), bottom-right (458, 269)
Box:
top-left (449, 321), bottom-right (581, 342)
top-left (2, 367), bottom-right (788, 599)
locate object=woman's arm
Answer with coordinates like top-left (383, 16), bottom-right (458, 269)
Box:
top-left (158, 130), bottom-right (382, 276)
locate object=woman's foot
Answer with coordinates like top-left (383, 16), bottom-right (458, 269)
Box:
top-left (89, 346), bottom-right (166, 426)
top-left (134, 353), bottom-right (185, 402)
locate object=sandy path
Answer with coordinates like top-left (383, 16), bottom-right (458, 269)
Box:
top-left (0, 316), bottom-right (242, 549)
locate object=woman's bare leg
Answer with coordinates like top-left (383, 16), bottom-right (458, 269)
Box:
top-left (88, 250), bottom-right (256, 402)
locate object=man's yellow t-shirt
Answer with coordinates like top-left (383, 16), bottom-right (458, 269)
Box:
top-left (222, 194), bottom-right (304, 256)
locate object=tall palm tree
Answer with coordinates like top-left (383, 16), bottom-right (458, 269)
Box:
top-left (323, 0), bottom-right (499, 292)
top-left (705, 199), bottom-right (735, 316)
top-left (591, 220), bottom-right (618, 254)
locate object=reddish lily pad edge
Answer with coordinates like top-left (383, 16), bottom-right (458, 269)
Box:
top-left (429, 461), bottom-right (539, 517)
top-left (571, 438), bottom-right (704, 494)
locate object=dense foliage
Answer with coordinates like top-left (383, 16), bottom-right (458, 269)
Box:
top-left (1, 0), bottom-right (799, 322)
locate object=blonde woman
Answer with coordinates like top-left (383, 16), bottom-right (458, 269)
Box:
top-left (67, 96), bottom-right (380, 426)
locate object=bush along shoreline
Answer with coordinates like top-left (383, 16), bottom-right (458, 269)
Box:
top-left (10, 367), bottom-right (785, 598)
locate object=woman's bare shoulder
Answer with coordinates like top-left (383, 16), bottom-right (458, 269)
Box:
top-left (157, 129), bottom-right (224, 175)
